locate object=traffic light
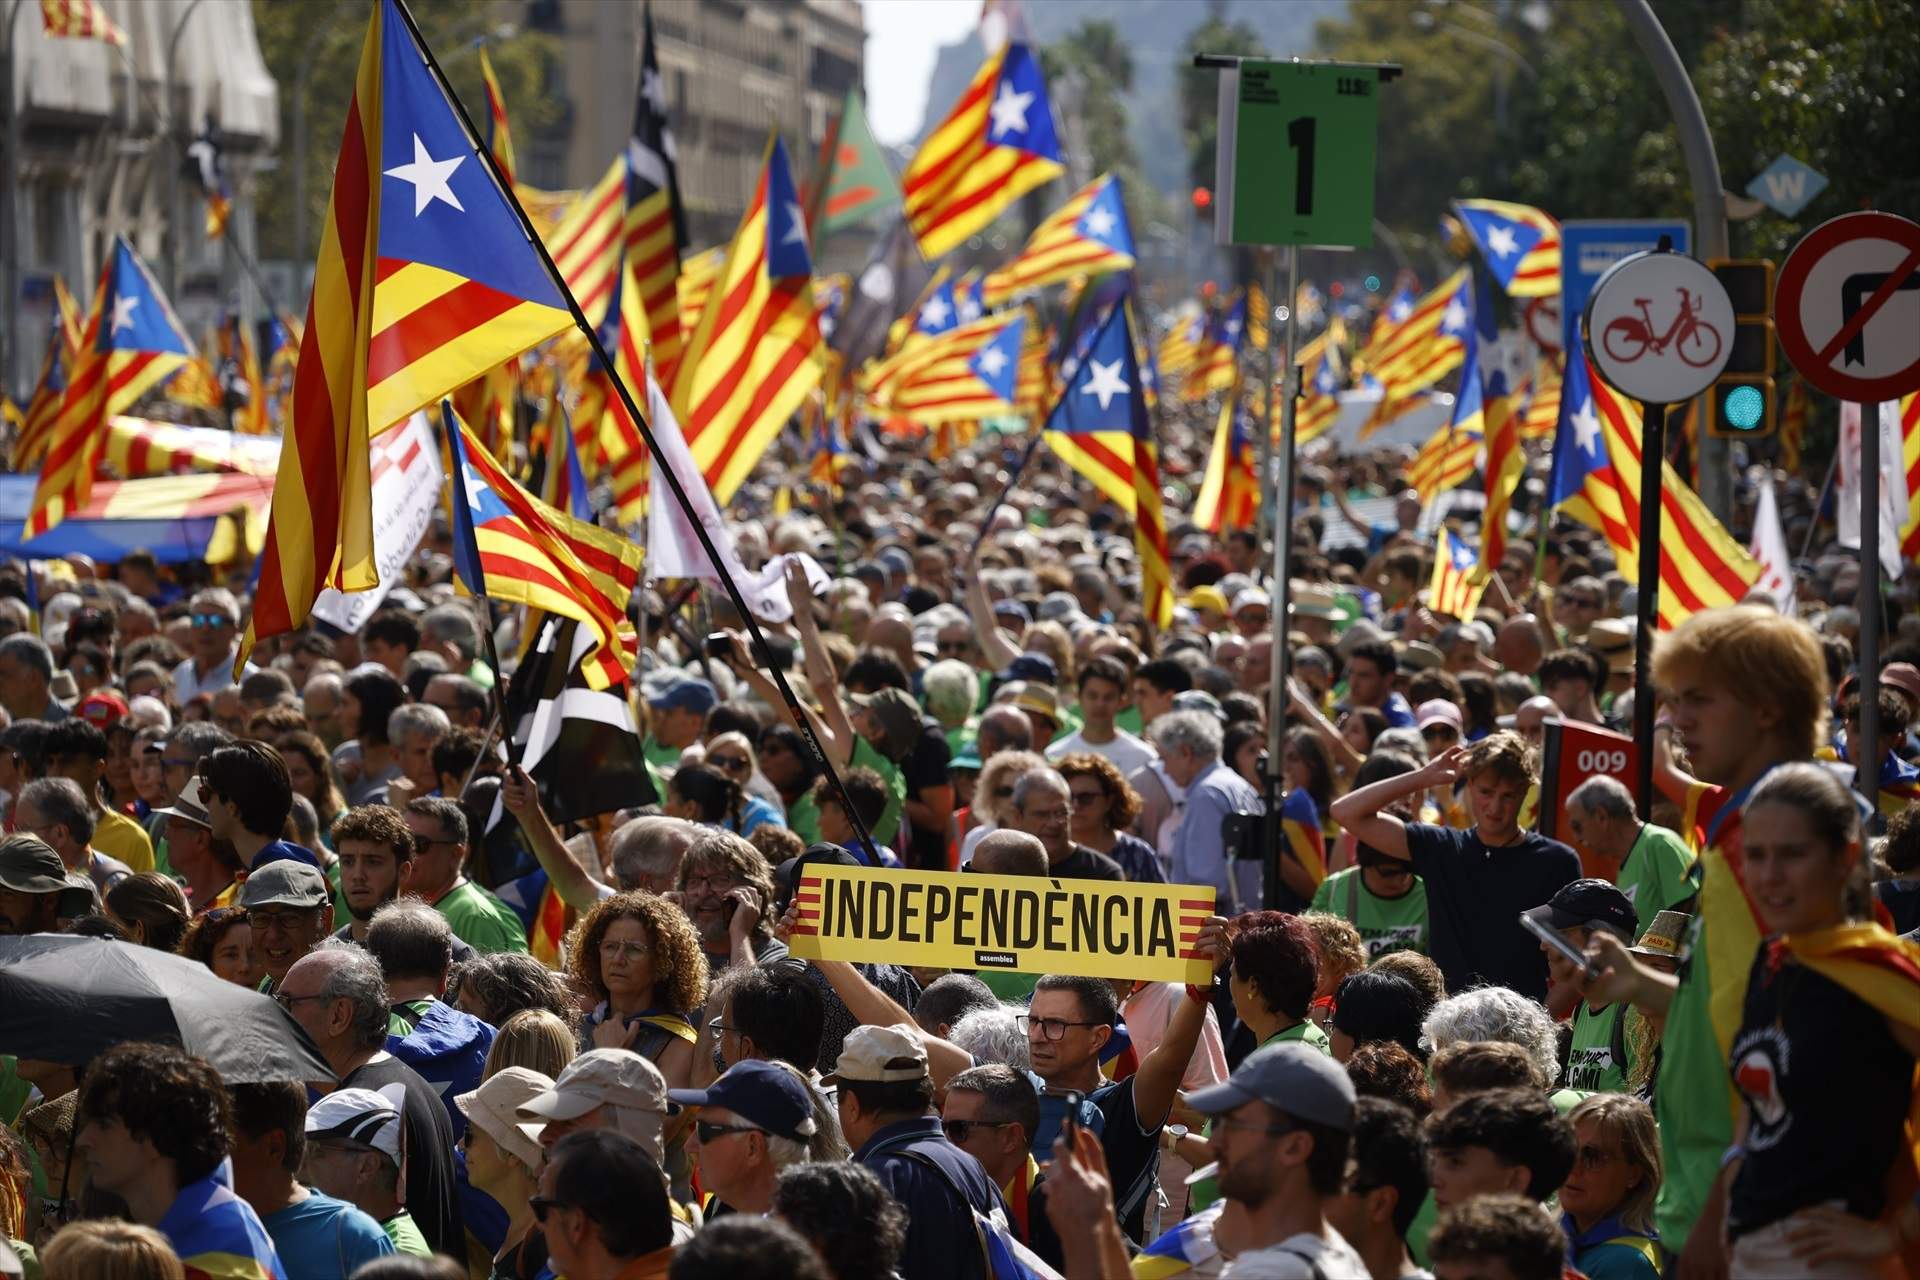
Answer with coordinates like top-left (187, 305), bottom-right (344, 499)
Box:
top-left (1707, 259), bottom-right (1776, 439)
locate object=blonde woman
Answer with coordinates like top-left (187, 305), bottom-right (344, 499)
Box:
top-left (453, 1068), bottom-right (550, 1279)
top-left (40, 1220), bottom-right (184, 1280)
top-left (482, 1009), bottom-right (577, 1082)
top-left (1558, 1094), bottom-right (1662, 1280)
top-left (957, 749), bottom-right (1046, 866)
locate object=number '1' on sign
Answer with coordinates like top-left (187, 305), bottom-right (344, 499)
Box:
top-left (1214, 59), bottom-right (1381, 249)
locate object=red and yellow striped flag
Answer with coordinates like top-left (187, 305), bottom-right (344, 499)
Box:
top-left (1899, 390), bottom-right (1919, 563)
top-left (983, 172), bottom-right (1135, 305)
top-left (674, 245), bottom-right (727, 340)
top-left (39, 0), bottom-right (121, 44)
top-left (221, 315), bottom-right (270, 435)
top-left (245, 0), bottom-right (573, 665)
top-left (576, 253), bottom-right (655, 524)
top-left (1777, 375), bottom-right (1810, 474)
top-left (1429, 526), bottom-right (1488, 620)
top-left (1406, 421), bottom-right (1481, 501)
top-left (545, 158), bottom-right (625, 331)
top-left (1192, 378), bottom-right (1259, 533)
top-left (12, 278), bottom-right (84, 469)
top-left (669, 136), bottom-right (821, 503)
top-left (1519, 352), bottom-right (1561, 440)
top-left (1475, 371), bottom-right (1524, 584)
top-left (902, 41), bottom-right (1064, 259)
top-left (870, 313), bottom-right (1028, 425)
top-left (478, 47), bottom-right (517, 188)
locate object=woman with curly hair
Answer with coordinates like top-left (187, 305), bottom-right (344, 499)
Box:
top-left (570, 892), bottom-right (710, 1088)
top-left (275, 731), bottom-right (347, 848)
top-left (175, 905), bottom-right (258, 988)
top-left (1056, 752), bottom-right (1164, 883)
top-left (958, 749), bottom-right (1047, 865)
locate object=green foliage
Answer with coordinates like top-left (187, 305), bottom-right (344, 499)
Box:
top-left (1043, 19), bottom-right (1163, 233)
top-left (251, 0), bottom-right (559, 263)
top-left (1179, 17), bottom-right (1267, 194)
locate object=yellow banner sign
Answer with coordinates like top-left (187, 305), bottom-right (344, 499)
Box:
top-left (787, 864), bottom-right (1217, 985)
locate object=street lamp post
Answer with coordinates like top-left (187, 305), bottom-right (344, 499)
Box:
top-left (2, 0), bottom-right (31, 401)
top-left (159, 0), bottom-right (209, 299)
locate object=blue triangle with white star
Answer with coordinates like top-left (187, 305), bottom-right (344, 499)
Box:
top-left (1046, 302), bottom-right (1146, 438)
top-left (967, 314), bottom-right (1026, 402)
top-left (763, 137), bottom-right (812, 281)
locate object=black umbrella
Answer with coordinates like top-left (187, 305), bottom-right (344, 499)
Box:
top-left (0, 935), bottom-right (335, 1084)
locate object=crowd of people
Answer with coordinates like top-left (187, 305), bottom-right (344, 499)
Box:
top-left (0, 430), bottom-right (1916, 1280)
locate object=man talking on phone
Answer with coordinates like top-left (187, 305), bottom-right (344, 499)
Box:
top-left (1524, 879), bottom-right (1641, 1094)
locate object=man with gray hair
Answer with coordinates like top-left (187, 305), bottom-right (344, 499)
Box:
top-left (1008, 767), bottom-right (1122, 881)
top-left (276, 941), bottom-right (464, 1254)
top-left (608, 815), bottom-right (699, 895)
top-left (1563, 774), bottom-right (1696, 933)
top-left (303, 672), bottom-right (346, 749)
top-left (422, 672), bottom-right (489, 731)
top-left (365, 899), bottom-right (496, 1135)
top-left (386, 702), bottom-right (450, 806)
top-left (15, 775), bottom-right (126, 892)
top-left (0, 633), bottom-right (64, 722)
top-left (172, 586), bottom-right (254, 703)
top-left (419, 605), bottom-right (489, 689)
top-left (1152, 708), bottom-right (1262, 912)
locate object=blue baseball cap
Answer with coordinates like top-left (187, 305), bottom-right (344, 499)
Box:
top-left (997, 651), bottom-right (1058, 685)
top-left (645, 673), bottom-right (717, 715)
top-left (667, 1060), bottom-right (817, 1143)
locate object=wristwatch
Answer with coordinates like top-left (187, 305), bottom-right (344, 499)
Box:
top-left (1162, 1123), bottom-right (1189, 1153)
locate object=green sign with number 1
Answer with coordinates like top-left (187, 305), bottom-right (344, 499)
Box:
top-left (1226, 61), bottom-right (1380, 249)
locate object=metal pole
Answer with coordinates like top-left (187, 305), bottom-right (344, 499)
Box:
top-left (161, 0), bottom-right (211, 299)
top-left (1633, 400), bottom-right (1666, 819)
top-left (1255, 250), bottom-right (1281, 564)
top-left (2, 0), bottom-right (28, 402)
top-left (1615, 0), bottom-right (1732, 523)
top-left (1263, 243), bottom-right (1299, 910)
top-left (1858, 400), bottom-right (1882, 813)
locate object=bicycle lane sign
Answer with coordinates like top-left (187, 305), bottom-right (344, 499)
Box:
top-left (1776, 210), bottom-right (1920, 402)
top-left (1583, 248), bottom-right (1735, 405)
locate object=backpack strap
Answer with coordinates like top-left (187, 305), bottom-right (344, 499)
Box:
top-left (1602, 1234), bottom-right (1662, 1270)
top-left (1346, 868), bottom-right (1360, 924)
top-left (895, 1148), bottom-right (996, 1277)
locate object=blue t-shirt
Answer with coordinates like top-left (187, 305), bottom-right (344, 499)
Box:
top-left (252, 840), bottom-right (324, 872)
top-left (264, 1190), bottom-right (395, 1280)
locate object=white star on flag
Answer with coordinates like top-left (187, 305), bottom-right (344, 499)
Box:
top-left (988, 82), bottom-right (1034, 139)
top-left (919, 295), bottom-right (952, 329)
top-left (1571, 399), bottom-right (1602, 456)
top-left (1441, 297), bottom-right (1469, 333)
top-left (957, 293), bottom-right (983, 322)
top-left (1081, 358), bottom-right (1129, 411)
top-left (1083, 204), bottom-right (1117, 240)
top-left (974, 344), bottom-right (1010, 379)
top-left (1484, 225), bottom-right (1519, 258)
top-left (782, 201), bottom-right (809, 247)
top-left (109, 295), bottom-right (141, 333)
top-left (385, 134), bottom-right (466, 216)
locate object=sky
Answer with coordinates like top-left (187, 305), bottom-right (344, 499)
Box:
top-left (862, 0), bottom-right (981, 147)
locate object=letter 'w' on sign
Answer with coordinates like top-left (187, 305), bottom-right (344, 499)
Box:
top-left (241, 0), bottom-right (573, 674)
top-left (787, 864), bottom-right (1217, 986)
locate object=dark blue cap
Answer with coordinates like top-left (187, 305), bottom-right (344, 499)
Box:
top-left (667, 1059), bottom-right (817, 1143)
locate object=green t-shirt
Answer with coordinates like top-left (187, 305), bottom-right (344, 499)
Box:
top-left (384, 1211), bottom-right (432, 1258)
top-left (643, 736), bottom-right (683, 773)
top-left (1615, 823), bottom-right (1697, 934)
top-left (1654, 913), bottom-right (1731, 1248)
top-left (435, 880), bottom-right (529, 955)
top-left (1406, 1188), bottom-right (1438, 1267)
top-left (1308, 868), bottom-right (1429, 960)
top-left (1267, 1019), bottom-right (1332, 1055)
top-left (849, 736), bottom-right (906, 847)
top-left (976, 969), bottom-right (1039, 1002)
top-left (1564, 1000), bottom-right (1631, 1094)
top-left (1115, 705), bottom-right (1144, 737)
top-left (388, 998), bottom-right (436, 1038)
top-left (0, 1056), bottom-right (29, 1126)
top-left (787, 790), bottom-right (823, 846)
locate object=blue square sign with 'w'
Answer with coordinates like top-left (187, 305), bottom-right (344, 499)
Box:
top-left (1746, 155), bottom-right (1828, 219)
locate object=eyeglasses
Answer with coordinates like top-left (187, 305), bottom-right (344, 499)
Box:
top-left (937, 641), bottom-right (973, 656)
top-left (709, 754), bottom-right (751, 774)
top-left (682, 872), bottom-right (737, 894)
top-left (1562, 596), bottom-right (1601, 609)
top-left (599, 940), bottom-right (650, 962)
top-left (273, 991), bottom-right (328, 1010)
top-left (705, 1016), bottom-right (741, 1037)
top-left (1068, 789), bottom-right (1105, 808)
top-left (941, 1118), bottom-right (1016, 1143)
top-left (528, 1195), bottom-right (573, 1223)
top-left (190, 613), bottom-right (233, 629)
top-left (1022, 806), bottom-right (1070, 825)
top-left (1572, 1143), bottom-right (1621, 1169)
top-left (1015, 1013), bottom-right (1103, 1041)
top-left (695, 1121), bottom-right (764, 1145)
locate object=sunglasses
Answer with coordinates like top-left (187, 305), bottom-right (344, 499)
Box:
top-left (190, 613), bottom-right (233, 629)
top-left (709, 755), bottom-right (751, 773)
top-left (695, 1121), bottom-right (764, 1145)
top-left (941, 1118), bottom-right (1015, 1144)
top-left (528, 1195), bottom-right (572, 1223)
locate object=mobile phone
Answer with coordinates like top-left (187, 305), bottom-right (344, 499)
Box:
top-left (1043, 1087), bottom-right (1086, 1138)
top-left (703, 632), bottom-right (733, 660)
top-left (1519, 912), bottom-right (1600, 981)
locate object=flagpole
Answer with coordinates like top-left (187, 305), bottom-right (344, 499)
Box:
top-left (395, 0), bottom-right (885, 862)
top-left (637, 345), bottom-right (654, 676)
top-left (1262, 244), bottom-right (1300, 911)
top-left (1797, 448), bottom-right (1840, 562)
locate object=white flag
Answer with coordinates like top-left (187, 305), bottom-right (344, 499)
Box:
top-left (1836, 400), bottom-right (1908, 580)
top-left (312, 412), bottom-right (444, 631)
top-left (1748, 474), bottom-right (1797, 614)
top-left (643, 376), bottom-right (828, 620)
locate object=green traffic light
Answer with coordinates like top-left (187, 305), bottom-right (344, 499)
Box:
top-left (1724, 385), bottom-right (1764, 430)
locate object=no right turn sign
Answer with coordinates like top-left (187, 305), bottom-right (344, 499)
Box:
top-left (1776, 210), bottom-right (1920, 402)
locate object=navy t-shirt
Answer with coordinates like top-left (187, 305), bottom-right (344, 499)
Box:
top-left (1403, 823), bottom-right (1581, 1001)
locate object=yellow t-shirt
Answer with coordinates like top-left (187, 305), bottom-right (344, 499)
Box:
top-left (92, 808), bottom-right (155, 874)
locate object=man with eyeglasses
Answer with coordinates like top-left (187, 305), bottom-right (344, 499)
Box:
top-left (668, 1059), bottom-right (818, 1217)
top-left (401, 797), bottom-right (528, 955)
top-left (940, 1063), bottom-right (1065, 1270)
top-left (536, 1131), bottom-right (676, 1280)
top-left (1185, 1041), bottom-right (1371, 1278)
top-left (170, 588), bottom-right (255, 705)
top-left (1007, 768), bottom-right (1122, 883)
top-left (1553, 574), bottom-right (1608, 642)
top-left (239, 861), bottom-right (334, 992)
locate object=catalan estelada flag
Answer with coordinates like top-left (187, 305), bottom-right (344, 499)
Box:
top-left (1406, 418), bottom-right (1481, 502)
top-left (1192, 378), bottom-right (1258, 533)
top-left (244, 0), bottom-right (573, 666)
top-left (1046, 300), bottom-right (1172, 626)
top-left (1452, 198), bottom-right (1561, 298)
top-left (478, 46), bottom-right (517, 187)
top-left (220, 313), bottom-right (269, 435)
top-left (1155, 302), bottom-right (1205, 392)
top-left (444, 404), bottom-right (641, 690)
top-left (1546, 348), bottom-right (1759, 629)
top-left (870, 312), bottom-right (1026, 425)
top-left (903, 41), bottom-right (1063, 259)
top-left (1518, 350), bottom-right (1562, 440)
top-left (1361, 268), bottom-right (1472, 409)
top-left (1476, 369), bottom-right (1523, 582)
top-left (12, 279), bottom-right (83, 468)
top-left (984, 172), bottom-right (1136, 305)
top-left (673, 244), bottom-right (726, 338)
top-left (38, 0), bottom-right (121, 44)
top-left (888, 266), bottom-right (961, 355)
top-left (546, 157), bottom-right (625, 330)
top-left (27, 236), bottom-right (192, 538)
top-left (1429, 526), bottom-right (1488, 620)
top-left (540, 400), bottom-right (593, 521)
top-left (670, 136), bottom-right (821, 503)
top-left (577, 252), bottom-right (654, 524)
top-left (160, 1166), bottom-right (284, 1280)
top-left (1279, 786), bottom-right (1328, 888)
top-left (1187, 293), bottom-right (1247, 401)
top-left (619, 2), bottom-right (689, 388)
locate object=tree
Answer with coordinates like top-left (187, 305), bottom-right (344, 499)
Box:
top-left (251, 0), bottom-right (559, 264)
top-left (1179, 16), bottom-right (1267, 194)
top-left (1042, 20), bottom-right (1162, 232)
